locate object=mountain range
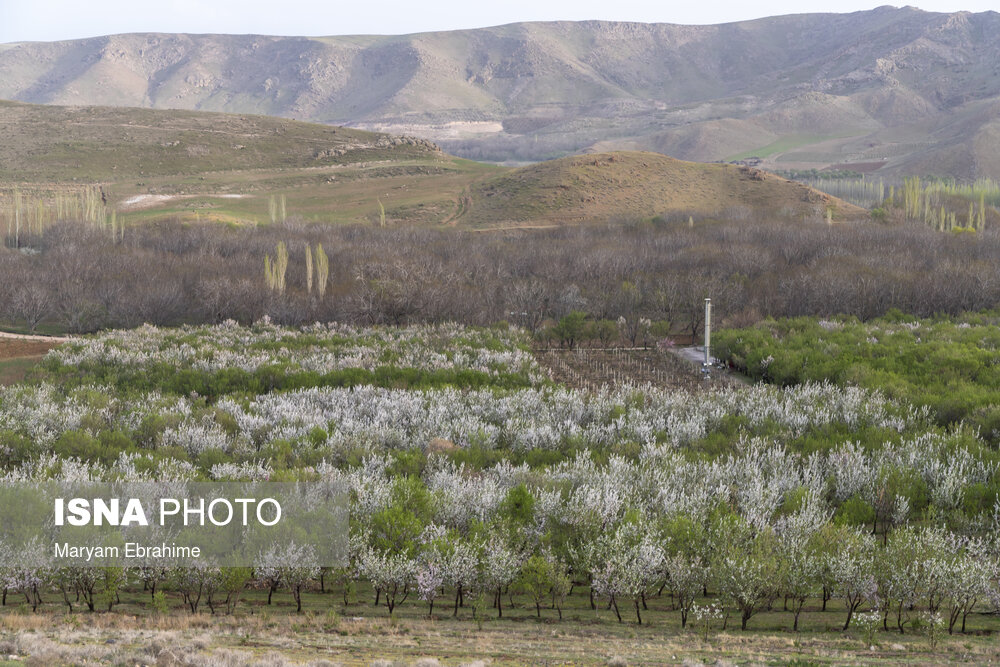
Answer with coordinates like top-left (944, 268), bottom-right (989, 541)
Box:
top-left (2, 6), bottom-right (1000, 178)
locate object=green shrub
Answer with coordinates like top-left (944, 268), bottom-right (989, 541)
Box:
top-left (834, 495), bottom-right (876, 527)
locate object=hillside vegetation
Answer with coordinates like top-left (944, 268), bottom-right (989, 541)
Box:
top-left (3, 8), bottom-right (1000, 177)
top-left (0, 101), bottom-right (864, 227)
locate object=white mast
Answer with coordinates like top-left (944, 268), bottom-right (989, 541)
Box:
top-left (704, 298), bottom-right (711, 366)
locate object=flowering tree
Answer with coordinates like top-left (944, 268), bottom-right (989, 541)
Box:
top-left (416, 558), bottom-right (445, 617)
top-left (480, 532), bottom-right (523, 619)
top-left (663, 551), bottom-right (708, 628)
top-left (255, 543), bottom-right (320, 612)
top-left (3, 538), bottom-right (48, 612)
top-left (590, 523), bottom-right (663, 624)
top-left (279, 544), bottom-right (321, 613)
top-left (358, 547), bottom-right (415, 616)
top-left (442, 537), bottom-right (480, 616)
top-left (777, 537), bottom-right (821, 631)
top-left (254, 546), bottom-right (285, 606)
top-left (711, 516), bottom-right (779, 631)
top-left (943, 537), bottom-right (991, 634)
top-left (878, 526), bottom-right (921, 633)
top-left (827, 527), bottom-right (878, 630)
top-left (660, 513), bottom-right (711, 628)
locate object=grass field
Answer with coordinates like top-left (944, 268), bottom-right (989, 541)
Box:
top-left (723, 134), bottom-right (853, 163)
top-left (1, 585), bottom-right (998, 666)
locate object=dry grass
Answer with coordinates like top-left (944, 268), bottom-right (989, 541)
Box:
top-left (464, 152), bottom-right (868, 226)
top-left (1, 608), bottom-right (998, 666)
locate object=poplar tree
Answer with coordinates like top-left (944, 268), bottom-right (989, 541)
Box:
top-left (305, 243), bottom-right (314, 294)
top-left (264, 242), bottom-right (289, 293)
top-left (315, 243), bottom-right (330, 297)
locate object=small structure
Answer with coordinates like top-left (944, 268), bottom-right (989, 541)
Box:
top-left (702, 298), bottom-right (712, 379)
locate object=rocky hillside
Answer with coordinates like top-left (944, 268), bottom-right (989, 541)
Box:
top-left (2, 7), bottom-right (999, 177)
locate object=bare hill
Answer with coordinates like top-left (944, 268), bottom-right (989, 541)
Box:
top-left (0, 102), bottom-right (863, 227)
top-left (462, 152), bottom-right (865, 226)
top-left (2, 8), bottom-right (1000, 178)
top-left (0, 99), bottom-right (438, 182)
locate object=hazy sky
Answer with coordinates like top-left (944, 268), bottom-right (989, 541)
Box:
top-left (0, 1), bottom-right (996, 43)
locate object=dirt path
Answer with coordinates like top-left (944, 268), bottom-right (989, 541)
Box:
top-left (668, 345), bottom-right (750, 385)
top-left (119, 193), bottom-right (249, 211)
top-left (0, 331), bottom-right (71, 344)
top-left (673, 345), bottom-right (710, 365)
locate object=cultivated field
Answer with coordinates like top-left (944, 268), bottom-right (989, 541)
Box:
top-left (0, 336), bottom-right (59, 386)
top-left (1, 321), bottom-right (998, 665)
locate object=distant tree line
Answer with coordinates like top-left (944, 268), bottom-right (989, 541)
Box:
top-left (4, 215), bottom-right (1000, 334)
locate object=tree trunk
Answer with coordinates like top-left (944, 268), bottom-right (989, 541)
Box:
top-left (948, 607), bottom-right (959, 635)
top-left (843, 603), bottom-right (857, 631)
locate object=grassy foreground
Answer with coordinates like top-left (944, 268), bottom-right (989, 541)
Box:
top-left (1, 585), bottom-right (998, 666)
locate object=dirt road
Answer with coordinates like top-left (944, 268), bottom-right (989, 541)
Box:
top-left (0, 330), bottom-right (70, 344)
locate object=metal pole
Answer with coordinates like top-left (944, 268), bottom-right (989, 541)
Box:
top-left (704, 298), bottom-right (711, 366)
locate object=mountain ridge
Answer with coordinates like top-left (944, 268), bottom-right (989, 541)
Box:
top-left (2, 8), bottom-right (1000, 177)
